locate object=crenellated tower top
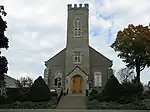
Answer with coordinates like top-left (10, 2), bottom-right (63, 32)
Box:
top-left (67, 4), bottom-right (89, 10)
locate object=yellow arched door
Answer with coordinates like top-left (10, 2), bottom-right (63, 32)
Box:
top-left (72, 75), bottom-right (83, 93)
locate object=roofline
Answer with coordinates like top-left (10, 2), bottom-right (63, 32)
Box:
top-left (5, 75), bottom-right (17, 81)
top-left (89, 46), bottom-right (113, 66)
top-left (45, 48), bottom-right (66, 67)
top-left (66, 66), bottom-right (88, 76)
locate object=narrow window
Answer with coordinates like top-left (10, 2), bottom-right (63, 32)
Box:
top-left (74, 19), bottom-right (82, 37)
top-left (73, 51), bottom-right (81, 64)
top-left (94, 72), bottom-right (102, 87)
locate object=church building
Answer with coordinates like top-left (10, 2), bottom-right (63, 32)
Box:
top-left (44, 4), bottom-right (113, 94)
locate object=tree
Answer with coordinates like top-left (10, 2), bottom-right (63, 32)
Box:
top-left (97, 75), bottom-right (122, 102)
top-left (117, 67), bottom-right (135, 83)
top-left (0, 5), bottom-right (8, 95)
top-left (28, 76), bottom-right (51, 102)
top-left (14, 77), bottom-right (33, 102)
top-left (111, 24), bottom-right (150, 83)
top-left (16, 76), bottom-right (33, 89)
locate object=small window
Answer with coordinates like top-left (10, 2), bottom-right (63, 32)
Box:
top-left (76, 19), bottom-right (80, 28)
top-left (94, 72), bottom-right (102, 87)
top-left (74, 19), bottom-right (82, 37)
top-left (73, 51), bottom-right (81, 64)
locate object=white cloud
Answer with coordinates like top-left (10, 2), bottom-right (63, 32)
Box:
top-left (1, 0), bottom-right (150, 84)
top-left (88, 0), bottom-right (150, 84)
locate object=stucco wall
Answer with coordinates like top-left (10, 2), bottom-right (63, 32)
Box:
top-left (66, 4), bottom-right (90, 79)
top-left (89, 46), bottom-right (113, 91)
top-left (45, 49), bottom-right (66, 89)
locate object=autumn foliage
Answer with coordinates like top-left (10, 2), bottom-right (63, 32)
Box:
top-left (111, 24), bottom-right (150, 83)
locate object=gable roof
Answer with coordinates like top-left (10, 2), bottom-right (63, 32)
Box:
top-left (66, 66), bottom-right (88, 76)
top-left (45, 48), bottom-right (66, 67)
top-left (5, 75), bottom-right (18, 88)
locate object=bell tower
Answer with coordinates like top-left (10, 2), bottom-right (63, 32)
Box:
top-left (66, 4), bottom-right (89, 47)
top-left (65, 4), bottom-right (89, 77)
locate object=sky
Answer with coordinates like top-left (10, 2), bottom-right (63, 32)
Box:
top-left (1, 0), bottom-right (150, 84)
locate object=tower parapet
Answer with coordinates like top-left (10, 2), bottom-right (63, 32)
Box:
top-left (67, 4), bottom-right (89, 10)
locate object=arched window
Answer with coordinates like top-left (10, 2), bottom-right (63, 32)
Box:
top-left (94, 72), bottom-right (102, 87)
top-left (74, 19), bottom-right (82, 37)
top-left (54, 70), bottom-right (62, 87)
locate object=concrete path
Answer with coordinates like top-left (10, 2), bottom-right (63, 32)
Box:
top-left (0, 109), bottom-right (149, 112)
top-left (56, 94), bottom-right (87, 109)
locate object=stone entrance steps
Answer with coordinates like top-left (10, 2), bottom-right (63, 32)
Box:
top-left (56, 94), bottom-right (87, 109)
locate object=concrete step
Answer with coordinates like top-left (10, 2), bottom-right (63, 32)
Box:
top-left (56, 95), bottom-right (87, 109)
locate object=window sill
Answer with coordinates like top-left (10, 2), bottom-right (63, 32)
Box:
top-left (73, 62), bottom-right (82, 65)
top-left (94, 86), bottom-right (102, 88)
top-left (74, 36), bottom-right (82, 38)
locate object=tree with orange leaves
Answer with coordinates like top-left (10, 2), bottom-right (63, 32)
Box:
top-left (111, 24), bottom-right (150, 83)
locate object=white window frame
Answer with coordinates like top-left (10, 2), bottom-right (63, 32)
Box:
top-left (74, 19), bottom-right (82, 37)
top-left (73, 51), bottom-right (82, 64)
top-left (94, 72), bottom-right (102, 87)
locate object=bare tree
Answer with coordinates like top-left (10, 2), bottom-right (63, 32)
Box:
top-left (117, 67), bottom-right (135, 83)
top-left (16, 76), bottom-right (33, 89)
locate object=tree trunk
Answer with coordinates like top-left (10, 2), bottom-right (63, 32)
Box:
top-left (136, 61), bottom-right (140, 83)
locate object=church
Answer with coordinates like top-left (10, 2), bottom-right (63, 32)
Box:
top-left (44, 4), bottom-right (113, 94)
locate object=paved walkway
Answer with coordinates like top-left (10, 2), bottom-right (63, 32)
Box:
top-left (0, 109), bottom-right (148, 112)
top-left (56, 94), bottom-right (87, 109)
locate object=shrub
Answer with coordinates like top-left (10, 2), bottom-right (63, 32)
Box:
top-left (87, 99), bottom-right (100, 109)
top-left (0, 95), bottom-right (6, 104)
top-left (50, 91), bottom-right (57, 97)
top-left (132, 78), bottom-right (144, 96)
top-left (89, 89), bottom-right (98, 96)
top-left (50, 91), bottom-right (58, 100)
top-left (28, 76), bottom-right (51, 102)
top-left (97, 75), bottom-right (122, 102)
top-left (19, 90), bottom-right (30, 102)
top-left (6, 88), bottom-right (21, 103)
top-left (87, 100), bottom-right (150, 110)
top-left (143, 90), bottom-right (150, 99)
top-left (88, 89), bottom-right (98, 101)
top-left (117, 80), bottom-right (144, 104)
top-left (5, 87), bottom-right (32, 102)
top-left (119, 82), bottom-right (135, 104)
top-left (0, 101), bottom-right (57, 109)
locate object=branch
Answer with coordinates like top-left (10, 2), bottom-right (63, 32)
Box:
top-left (140, 66), bottom-right (145, 71)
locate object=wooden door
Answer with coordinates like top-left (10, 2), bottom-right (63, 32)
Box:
top-left (72, 75), bottom-right (82, 93)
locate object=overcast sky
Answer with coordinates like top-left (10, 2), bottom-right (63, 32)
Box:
top-left (1, 0), bottom-right (150, 84)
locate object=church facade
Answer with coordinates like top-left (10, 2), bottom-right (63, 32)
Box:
top-left (44, 4), bottom-right (113, 94)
